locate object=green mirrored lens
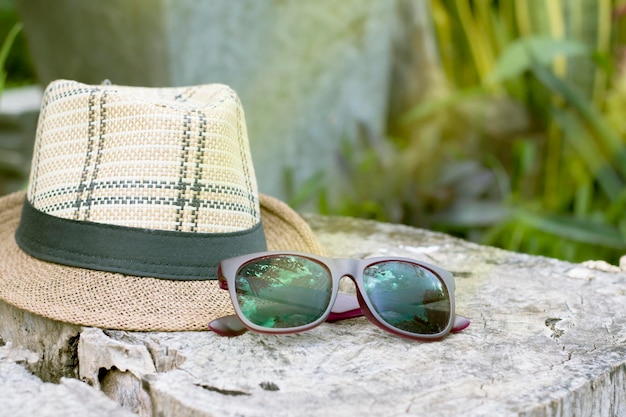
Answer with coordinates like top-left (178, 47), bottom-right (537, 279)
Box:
top-left (235, 255), bottom-right (332, 329)
top-left (363, 261), bottom-right (450, 334)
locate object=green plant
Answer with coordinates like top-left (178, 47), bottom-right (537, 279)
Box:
top-left (0, 21), bottom-right (27, 195)
top-left (308, 0), bottom-right (626, 264)
top-left (0, 21), bottom-right (22, 95)
top-left (481, 46), bottom-right (626, 262)
top-left (425, 0), bottom-right (626, 263)
top-left (0, 0), bottom-right (36, 87)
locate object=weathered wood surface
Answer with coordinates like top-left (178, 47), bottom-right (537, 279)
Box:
top-left (0, 344), bottom-right (134, 417)
top-left (1, 215), bottom-right (626, 416)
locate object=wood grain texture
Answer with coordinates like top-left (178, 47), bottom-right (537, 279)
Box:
top-left (0, 344), bottom-right (134, 417)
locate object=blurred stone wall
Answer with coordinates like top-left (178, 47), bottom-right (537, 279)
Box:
top-left (16, 0), bottom-right (440, 205)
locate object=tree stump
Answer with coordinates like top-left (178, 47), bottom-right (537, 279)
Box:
top-left (1, 215), bottom-right (625, 416)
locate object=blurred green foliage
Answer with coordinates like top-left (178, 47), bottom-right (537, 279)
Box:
top-left (1, 22), bottom-right (22, 94)
top-left (0, 0), bottom-right (36, 87)
top-left (1, 0), bottom-right (625, 264)
top-left (0, 14), bottom-right (26, 194)
top-left (308, 0), bottom-right (626, 264)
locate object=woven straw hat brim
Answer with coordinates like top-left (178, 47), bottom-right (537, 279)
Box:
top-left (0, 191), bottom-right (324, 331)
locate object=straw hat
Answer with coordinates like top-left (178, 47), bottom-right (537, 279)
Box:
top-left (0, 79), bottom-right (323, 331)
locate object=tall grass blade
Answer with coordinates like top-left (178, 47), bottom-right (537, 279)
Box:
top-left (550, 108), bottom-right (623, 199)
top-left (0, 22), bottom-right (23, 94)
top-left (487, 36), bottom-right (589, 84)
top-left (532, 64), bottom-right (626, 180)
top-left (515, 210), bottom-right (626, 249)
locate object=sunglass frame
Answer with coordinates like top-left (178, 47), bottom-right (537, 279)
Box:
top-left (217, 251), bottom-right (457, 341)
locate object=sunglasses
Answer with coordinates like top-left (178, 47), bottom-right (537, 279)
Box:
top-left (209, 252), bottom-right (470, 341)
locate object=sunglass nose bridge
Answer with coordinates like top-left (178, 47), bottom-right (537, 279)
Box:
top-left (331, 258), bottom-right (361, 279)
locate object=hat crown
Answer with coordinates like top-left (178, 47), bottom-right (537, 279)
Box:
top-left (27, 80), bottom-right (261, 234)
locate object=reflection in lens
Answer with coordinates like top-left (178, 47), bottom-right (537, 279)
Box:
top-left (235, 255), bottom-right (332, 329)
top-left (363, 261), bottom-right (450, 334)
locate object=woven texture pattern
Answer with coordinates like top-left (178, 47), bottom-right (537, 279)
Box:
top-left (28, 80), bottom-right (260, 233)
top-left (259, 194), bottom-right (325, 255)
